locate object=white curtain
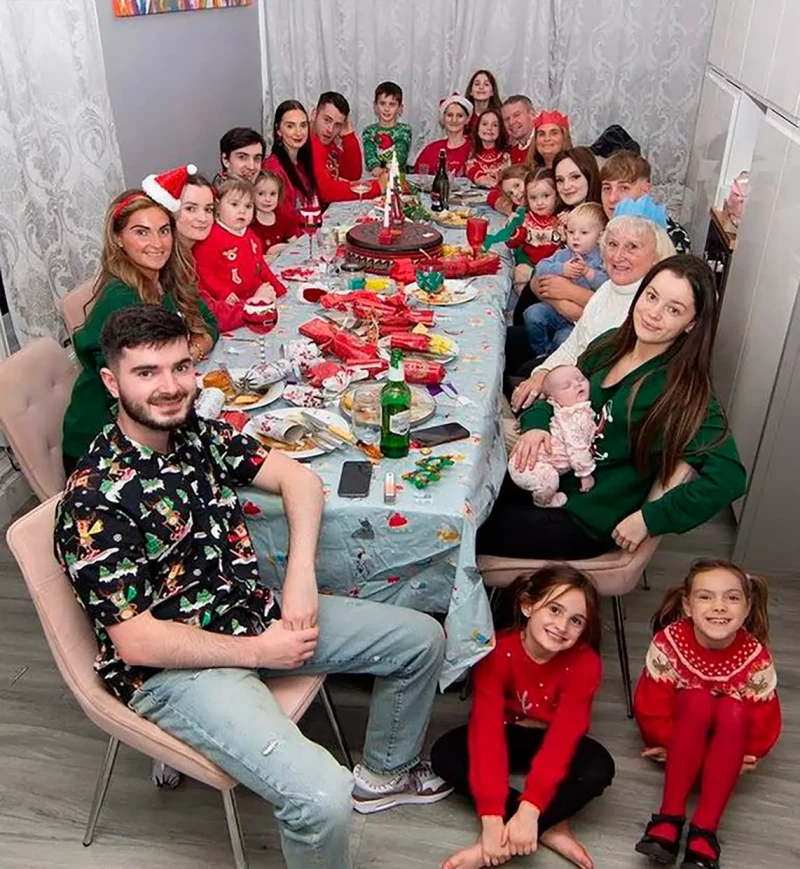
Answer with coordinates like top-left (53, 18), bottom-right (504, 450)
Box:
top-left (260, 0), bottom-right (714, 207)
top-left (0, 0), bottom-right (123, 346)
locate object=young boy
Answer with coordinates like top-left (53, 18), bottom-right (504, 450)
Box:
top-left (536, 202), bottom-right (608, 292)
top-left (193, 177), bottom-right (286, 332)
top-left (362, 81), bottom-right (413, 174)
top-left (600, 150), bottom-right (691, 253)
top-left (214, 127), bottom-right (266, 186)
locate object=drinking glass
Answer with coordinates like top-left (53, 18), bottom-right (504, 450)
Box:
top-left (466, 216), bottom-right (489, 259)
top-left (350, 178), bottom-right (373, 206)
top-left (317, 229), bottom-right (339, 286)
top-left (352, 385), bottom-right (379, 445)
top-left (299, 195), bottom-right (323, 264)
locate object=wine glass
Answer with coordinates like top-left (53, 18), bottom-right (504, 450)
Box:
top-left (350, 178), bottom-right (373, 206)
top-left (317, 229), bottom-right (339, 286)
top-left (466, 216), bottom-right (489, 259)
top-left (299, 195), bottom-right (322, 265)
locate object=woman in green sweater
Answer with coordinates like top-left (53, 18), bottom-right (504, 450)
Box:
top-left (477, 255), bottom-right (745, 559)
top-left (62, 189), bottom-right (219, 472)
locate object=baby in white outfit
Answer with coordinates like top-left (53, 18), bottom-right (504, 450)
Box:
top-left (508, 365), bottom-right (597, 507)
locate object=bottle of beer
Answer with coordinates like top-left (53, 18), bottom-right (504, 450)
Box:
top-left (380, 349), bottom-right (411, 458)
top-left (430, 149), bottom-right (449, 213)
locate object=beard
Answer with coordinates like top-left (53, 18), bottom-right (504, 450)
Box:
top-left (118, 388), bottom-right (194, 432)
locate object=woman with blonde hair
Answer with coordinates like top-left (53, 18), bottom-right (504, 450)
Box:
top-left (62, 188), bottom-right (219, 473)
top-left (528, 111), bottom-right (573, 169)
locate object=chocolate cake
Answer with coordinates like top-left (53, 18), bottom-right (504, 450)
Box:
top-left (345, 222), bottom-right (443, 274)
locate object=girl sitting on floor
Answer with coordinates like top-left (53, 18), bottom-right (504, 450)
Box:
top-left (431, 565), bottom-right (615, 869)
top-left (465, 108), bottom-right (510, 188)
top-left (634, 559), bottom-right (781, 869)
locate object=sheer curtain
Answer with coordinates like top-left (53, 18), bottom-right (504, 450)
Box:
top-left (259, 0), bottom-right (713, 205)
top-left (0, 0), bottom-right (123, 346)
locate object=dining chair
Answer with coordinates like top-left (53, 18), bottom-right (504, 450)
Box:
top-left (7, 496), bottom-right (354, 869)
top-left (478, 461), bottom-right (693, 718)
top-left (0, 337), bottom-right (78, 500)
top-left (61, 279), bottom-right (96, 336)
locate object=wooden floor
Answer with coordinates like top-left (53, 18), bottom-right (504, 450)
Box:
top-left (0, 504), bottom-right (797, 868)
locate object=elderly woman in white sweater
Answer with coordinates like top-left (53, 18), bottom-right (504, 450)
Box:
top-left (510, 196), bottom-right (675, 412)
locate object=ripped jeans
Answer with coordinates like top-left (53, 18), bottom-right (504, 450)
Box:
top-left (128, 595), bottom-right (445, 868)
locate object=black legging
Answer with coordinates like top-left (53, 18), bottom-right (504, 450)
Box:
top-left (431, 724), bottom-right (615, 829)
top-left (476, 473), bottom-right (611, 559)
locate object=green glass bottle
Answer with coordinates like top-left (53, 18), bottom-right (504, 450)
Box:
top-left (380, 349), bottom-right (411, 458)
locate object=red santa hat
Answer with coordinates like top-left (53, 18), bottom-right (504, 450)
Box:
top-left (439, 93), bottom-right (474, 119)
top-left (141, 164), bottom-right (197, 213)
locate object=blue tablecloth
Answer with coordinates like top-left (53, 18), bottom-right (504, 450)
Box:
top-left (203, 196), bottom-right (510, 687)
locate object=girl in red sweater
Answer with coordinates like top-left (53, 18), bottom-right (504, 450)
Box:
top-left (431, 566), bottom-right (614, 869)
top-left (634, 559), bottom-right (781, 869)
top-left (250, 171), bottom-right (299, 261)
top-left (465, 108), bottom-right (510, 188)
top-left (193, 177), bottom-right (286, 332)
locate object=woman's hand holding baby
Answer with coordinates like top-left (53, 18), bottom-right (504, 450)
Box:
top-left (512, 429), bottom-right (551, 471)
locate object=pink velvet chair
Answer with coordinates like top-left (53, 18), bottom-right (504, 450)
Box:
top-left (0, 338), bottom-right (78, 500)
top-left (7, 496), bottom-right (353, 868)
top-left (478, 462), bottom-right (692, 717)
top-left (60, 279), bottom-right (96, 336)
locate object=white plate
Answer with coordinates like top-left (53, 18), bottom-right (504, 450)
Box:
top-left (197, 368), bottom-right (284, 412)
top-left (295, 284), bottom-right (331, 305)
top-left (244, 408), bottom-right (352, 460)
top-left (377, 334), bottom-right (459, 364)
top-left (409, 280), bottom-right (478, 306)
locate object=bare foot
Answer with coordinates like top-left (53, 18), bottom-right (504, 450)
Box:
top-left (441, 841), bottom-right (497, 869)
top-left (540, 820), bottom-right (594, 869)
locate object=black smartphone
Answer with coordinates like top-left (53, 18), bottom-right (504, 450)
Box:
top-left (411, 422), bottom-right (470, 448)
top-left (337, 461), bottom-right (373, 498)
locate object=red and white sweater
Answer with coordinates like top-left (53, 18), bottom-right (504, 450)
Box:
top-left (506, 212), bottom-right (562, 265)
top-left (633, 618), bottom-right (781, 759)
top-left (468, 629), bottom-right (601, 817)
top-left (465, 147), bottom-right (511, 184)
top-left (193, 222), bottom-right (286, 332)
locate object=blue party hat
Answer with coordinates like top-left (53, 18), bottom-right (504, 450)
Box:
top-left (613, 194), bottom-right (668, 228)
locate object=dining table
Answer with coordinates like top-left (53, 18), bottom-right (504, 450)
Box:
top-left (200, 188), bottom-right (512, 688)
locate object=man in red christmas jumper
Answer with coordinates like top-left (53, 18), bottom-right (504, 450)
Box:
top-left (310, 92), bottom-right (383, 207)
top-left (488, 95), bottom-right (538, 215)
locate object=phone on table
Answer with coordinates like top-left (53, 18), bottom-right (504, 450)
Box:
top-left (411, 423), bottom-right (470, 448)
top-left (337, 461), bottom-right (373, 498)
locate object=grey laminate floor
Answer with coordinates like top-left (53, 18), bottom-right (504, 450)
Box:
top-left (0, 506), bottom-right (797, 868)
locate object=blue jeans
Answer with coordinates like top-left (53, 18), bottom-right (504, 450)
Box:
top-left (523, 302), bottom-right (574, 357)
top-left (128, 595), bottom-right (445, 868)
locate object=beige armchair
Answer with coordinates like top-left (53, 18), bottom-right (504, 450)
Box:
top-left (60, 279), bottom-right (96, 336)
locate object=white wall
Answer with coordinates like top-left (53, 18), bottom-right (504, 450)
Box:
top-left (709, 0), bottom-right (800, 120)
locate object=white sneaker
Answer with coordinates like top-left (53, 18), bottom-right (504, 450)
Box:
top-left (151, 760), bottom-right (182, 789)
top-left (351, 761), bottom-right (453, 814)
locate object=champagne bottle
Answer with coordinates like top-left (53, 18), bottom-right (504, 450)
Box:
top-left (380, 349), bottom-right (411, 458)
top-left (430, 149), bottom-right (449, 213)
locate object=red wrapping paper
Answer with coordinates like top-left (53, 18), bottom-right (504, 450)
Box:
top-left (390, 333), bottom-right (432, 352)
top-left (403, 358), bottom-right (446, 384)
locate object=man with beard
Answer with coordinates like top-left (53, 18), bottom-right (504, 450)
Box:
top-left (54, 306), bottom-right (451, 869)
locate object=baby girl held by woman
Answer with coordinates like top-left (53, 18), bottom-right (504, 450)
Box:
top-left (634, 559), bottom-right (780, 869)
top-left (508, 365), bottom-right (596, 507)
top-left (431, 566), bottom-right (615, 869)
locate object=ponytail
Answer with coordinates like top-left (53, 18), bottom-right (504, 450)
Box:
top-left (743, 572), bottom-right (770, 645)
top-left (651, 585), bottom-right (686, 635)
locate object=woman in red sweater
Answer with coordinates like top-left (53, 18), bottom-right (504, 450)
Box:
top-left (414, 93), bottom-right (474, 176)
top-left (634, 559), bottom-right (781, 869)
top-left (431, 566), bottom-right (614, 869)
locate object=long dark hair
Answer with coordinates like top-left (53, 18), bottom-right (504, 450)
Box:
top-left (511, 564), bottom-right (602, 652)
top-left (270, 100), bottom-right (316, 200)
top-left (465, 69), bottom-right (503, 115)
top-left (584, 254), bottom-right (722, 484)
top-left (652, 558), bottom-right (770, 645)
top-left (553, 146), bottom-right (602, 206)
top-left (470, 107), bottom-right (509, 156)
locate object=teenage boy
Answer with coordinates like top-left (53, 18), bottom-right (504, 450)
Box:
top-left (55, 306), bottom-right (452, 869)
top-left (362, 81), bottom-right (413, 174)
top-left (488, 94), bottom-right (538, 213)
top-left (600, 150), bottom-right (691, 253)
top-left (215, 126), bottom-right (266, 185)
top-left (310, 91), bottom-right (381, 206)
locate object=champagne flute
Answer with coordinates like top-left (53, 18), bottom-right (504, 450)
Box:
top-left (466, 216), bottom-right (489, 259)
top-left (318, 229), bottom-right (339, 287)
top-left (299, 195), bottom-right (322, 266)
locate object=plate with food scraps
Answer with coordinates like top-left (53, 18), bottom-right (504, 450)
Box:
top-left (199, 368), bottom-right (284, 412)
top-left (432, 208), bottom-right (473, 229)
top-left (376, 332), bottom-right (459, 363)
top-left (339, 382), bottom-right (436, 428)
top-left (244, 408), bottom-right (352, 460)
top-left (409, 279), bottom-right (479, 306)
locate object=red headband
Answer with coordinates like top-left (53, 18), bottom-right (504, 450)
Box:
top-left (112, 191), bottom-right (149, 220)
top-left (535, 110), bottom-right (570, 130)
